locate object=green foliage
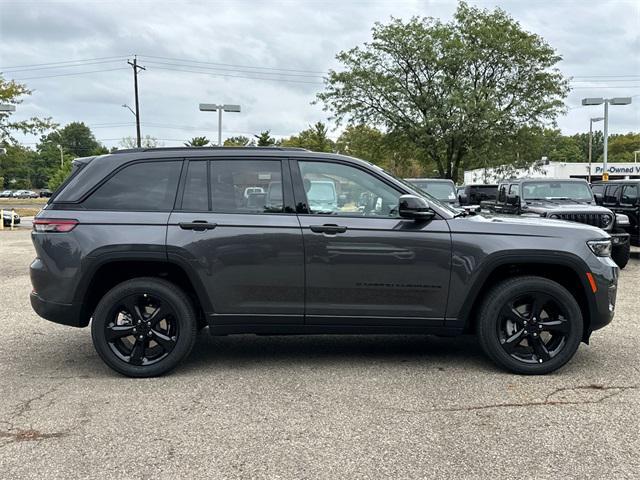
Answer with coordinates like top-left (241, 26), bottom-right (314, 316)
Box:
top-left (224, 135), bottom-right (254, 147)
top-left (281, 122), bottom-right (335, 152)
top-left (317, 2), bottom-right (569, 181)
top-left (254, 130), bottom-right (276, 147)
top-left (0, 76), bottom-right (57, 144)
top-left (184, 136), bottom-right (210, 147)
top-left (608, 133), bottom-right (640, 162)
top-left (39, 122), bottom-right (102, 157)
top-left (47, 160), bottom-right (72, 191)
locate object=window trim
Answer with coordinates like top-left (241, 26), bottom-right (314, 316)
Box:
top-left (175, 159), bottom-right (210, 213)
top-left (80, 158), bottom-right (184, 212)
top-left (291, 158), bottom-right (405, 219)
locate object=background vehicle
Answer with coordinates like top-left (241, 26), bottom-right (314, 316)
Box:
top-left (592, 180), bottom-right (639, 246)
top-left (458, 184), bottom-right (498, 206)
top-left (12, 189), bottom-right (38, 198)
top-left (30, 147), bottom-right (618, 378)
top-left (0, 190), bottom-right (14, 198)
top-left (486, 178), bottom-right (630, 268)
top-left (2, 210), bottom-right (20, 227)
top-left (39, 189), bottom-right (53, 198)
top-left (405, 178), bottom-right (458, 206)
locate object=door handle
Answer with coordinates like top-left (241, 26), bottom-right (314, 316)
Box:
top-left (309, 224), bottom-right (347, 234)
top-left (179, 221), bottom-right (217, 231)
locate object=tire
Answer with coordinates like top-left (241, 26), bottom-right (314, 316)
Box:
top-left (476, 276), bottom-right (583, 375)
top-left (91, 277), bottom-right (197, 377)
top-left (611, 241), bottom-right (630, 270)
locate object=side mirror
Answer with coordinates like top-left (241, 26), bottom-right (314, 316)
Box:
top-left (507, 194), bottom-right (520, 206)
top-left (399, 194), bottom-right (435, 221)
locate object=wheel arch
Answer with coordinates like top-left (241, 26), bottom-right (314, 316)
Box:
top-left (75, 253), bottom-right (212, 327)
top-left (457, 251), bottom-right (596, 342)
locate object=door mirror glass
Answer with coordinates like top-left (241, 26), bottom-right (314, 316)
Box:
top-left (398, 195), bottom-right (435, 221)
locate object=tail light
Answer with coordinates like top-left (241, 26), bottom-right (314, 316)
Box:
top-left (33, 218), bottom-right (78, 233)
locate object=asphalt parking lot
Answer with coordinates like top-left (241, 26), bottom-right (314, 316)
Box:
top-left (1, 228), bottom-right (638, 479)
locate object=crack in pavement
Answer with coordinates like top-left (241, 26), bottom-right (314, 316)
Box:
top-left (10, 384), bottom-right (60, 419)
top-left (437, 384), bottom-right (639, 413)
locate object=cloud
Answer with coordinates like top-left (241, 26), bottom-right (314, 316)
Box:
top-left (0, 0), bottom-right (638, 149)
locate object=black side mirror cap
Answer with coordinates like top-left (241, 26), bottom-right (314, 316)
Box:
top-left (398, 194), bottom-right (435, 221)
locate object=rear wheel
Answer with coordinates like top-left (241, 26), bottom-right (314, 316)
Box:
top-left (91, 277), bottom-right (197, 377)
top-left (477, 276), bottom-right (583, 375)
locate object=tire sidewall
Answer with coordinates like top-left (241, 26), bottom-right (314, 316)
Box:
top-left (91, 278), bottom-right (197, 377)
top-left (478, 277), bottom-right (584, 375)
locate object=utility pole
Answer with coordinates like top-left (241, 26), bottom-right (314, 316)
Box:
top-left (127, 56), bottom-right (146, 148)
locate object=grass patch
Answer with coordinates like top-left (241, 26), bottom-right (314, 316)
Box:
top-left (0, 198), bottom-right (47, 206)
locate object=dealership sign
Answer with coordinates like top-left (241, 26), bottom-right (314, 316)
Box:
top-left (592, 163), bottom-right (640, 175)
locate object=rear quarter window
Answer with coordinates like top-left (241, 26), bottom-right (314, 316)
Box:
top-left (82, 161), bottom-right (182, 211)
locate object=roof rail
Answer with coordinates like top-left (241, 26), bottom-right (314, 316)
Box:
top-left (111, 146), bottom-right (310, 154)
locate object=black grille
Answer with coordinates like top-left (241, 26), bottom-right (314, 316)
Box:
top-left (555, 213), bottom-right (610, 228)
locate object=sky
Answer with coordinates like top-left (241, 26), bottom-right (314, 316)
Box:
top-left (0, 0), bottom-right (639, 150)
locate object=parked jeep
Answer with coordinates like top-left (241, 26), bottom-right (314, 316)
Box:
top-left (457, 184), bottom-right (498, 207)
top-left (485, 178), bottom-right (631, 269)
top-left (592, 180), bottom-right (639, 246)
top-left (31, 148), bottom-right (618, 377)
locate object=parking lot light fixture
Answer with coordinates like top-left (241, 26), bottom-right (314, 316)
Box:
top-left (0, 104), bottom-right (16, 112)
top-left (588, 117), bottom-right (604, 183)
top-left (581, 97), bottom-right (633, 181)
top-left (199, 103), bottom-right (241, 146)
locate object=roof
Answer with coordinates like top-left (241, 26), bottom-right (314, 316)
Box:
top-left (405, 178), bottom-right (454, 183)
top-left (112, 146), bottom-right (309, 154)
top-left (503, 178), bottom-right (589, 184)
top-left (592, 179), bottom-right (640, 184)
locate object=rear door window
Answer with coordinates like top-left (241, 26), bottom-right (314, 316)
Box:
top-left (83, 161), bottom-right (182, 211)
top-left (210, 160), bottom-right (284, 214)
top-left (181, 161), bottom-right (209, 211)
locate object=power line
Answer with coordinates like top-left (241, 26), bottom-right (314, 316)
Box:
top-left (12, 67), bottom-right (129, 81)
top-left (0, 55), bottom-right (128, 70)
top-left (1, 59), bottom-right (127, 73)
top-left (151, 66), bottom-right (324, 85)
top-left (138, 54), bottom-right (327, 75)
top-left (141, 60), bottom-right (325, 79)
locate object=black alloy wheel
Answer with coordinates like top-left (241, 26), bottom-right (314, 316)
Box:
top-left (477, 276), bottom-right (583, 375)
top-left (91, 277), bottom-right (197, 377)
top-left (105, 293), bottom-right (179, 366)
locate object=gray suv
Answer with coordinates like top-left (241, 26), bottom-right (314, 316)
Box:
top-left (30, 148), bottom-right (619, 377)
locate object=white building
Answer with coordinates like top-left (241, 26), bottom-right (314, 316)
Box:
top-left (464, 161), bottom-right (640, 185)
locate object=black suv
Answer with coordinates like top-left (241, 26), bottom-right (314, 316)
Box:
top-left (592, 180), bottom-right (639, 246)
top-left (457, 184), bottom-right (498, 207)
top-left (30, 148), bottom-right (618, 377)
top-left (485, 178), bottom-right (631, 269)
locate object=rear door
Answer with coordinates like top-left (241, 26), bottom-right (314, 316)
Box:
top-left (619, 184), bottom-right (639, 239)
top-left (167, 158), bottom-right (304, 324)
top-left (292, 158), bottom-right (451, 325)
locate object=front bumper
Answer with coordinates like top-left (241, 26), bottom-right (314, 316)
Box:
top-left (610, 232), bottom-right (630, 247)
top-left (588, 261), bottom-right (619, 334)
top-left (30, 292), bottom-right (85, 327)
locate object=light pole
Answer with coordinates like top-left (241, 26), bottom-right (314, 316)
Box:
top-left (634, 150), bottom-right (640, 165)
top-left (588, 117), bottom-right (604, 183)
top-left (199, 104), bottom-right (241, 146)
top-left (582, 97), bottom-right (633, 181)
top-left (56, 144), bottom-right (64, 168)
top-left (0, 104), bottom-right (16, 112)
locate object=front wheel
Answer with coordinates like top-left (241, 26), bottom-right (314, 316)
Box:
top-left (91, 277), bottom-right (197, 377)
top-left (477, 276), bottom-right (583, 375)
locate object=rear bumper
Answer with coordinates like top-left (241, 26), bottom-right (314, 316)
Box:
top-left (30, 292), bottom-right (86, 327)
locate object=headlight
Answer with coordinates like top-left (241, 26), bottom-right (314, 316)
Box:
top-left (615, 213), bottom-right (630, 226)
top-left (549, 214), bottom-right (559, 219)
top-left (601, 215), bottom-right (612, 228)
top-left (587, 239), bottom-right (612, 257)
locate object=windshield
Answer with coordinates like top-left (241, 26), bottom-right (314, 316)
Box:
top-left (522, 181), bottom-right (594, 201)
top-left (411, 181), bottom-right (457, 201)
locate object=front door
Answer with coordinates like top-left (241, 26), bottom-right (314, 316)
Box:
top-left (292, 159), bottom-right (451, 325)
top-left (167, 158), bottom-right (304, 324)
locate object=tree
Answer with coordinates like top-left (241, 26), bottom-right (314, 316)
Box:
top-left (254, 130), bottom-right (276, 147)
top-left (281, 122), bottom-right (336, 152)
top-left (120, 135), bottom-right (161, 149)
top-left (0, 76), bottom-right (56, 145)
top-left (184, 136), bottom-right (210, 147)
top-left (336, 125), bottom-right (387, 164)
top-left (0, 144), bottom-right (38, 188)
top-left (39, 122), bottom-right (102, 157)
top-left (317, 2), bottom-right (569, 182)
top-left (608, 133), bottom-right (640, 162)
top-left (224, 135), bottom-right (254, 147)
top-left (47, 159), bottom-right (73, 190)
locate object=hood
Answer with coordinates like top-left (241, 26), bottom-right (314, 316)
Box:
top-left (459, 213), bottom-right (609, 238)
top-left (523, 202), bottom-right (609, 214)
